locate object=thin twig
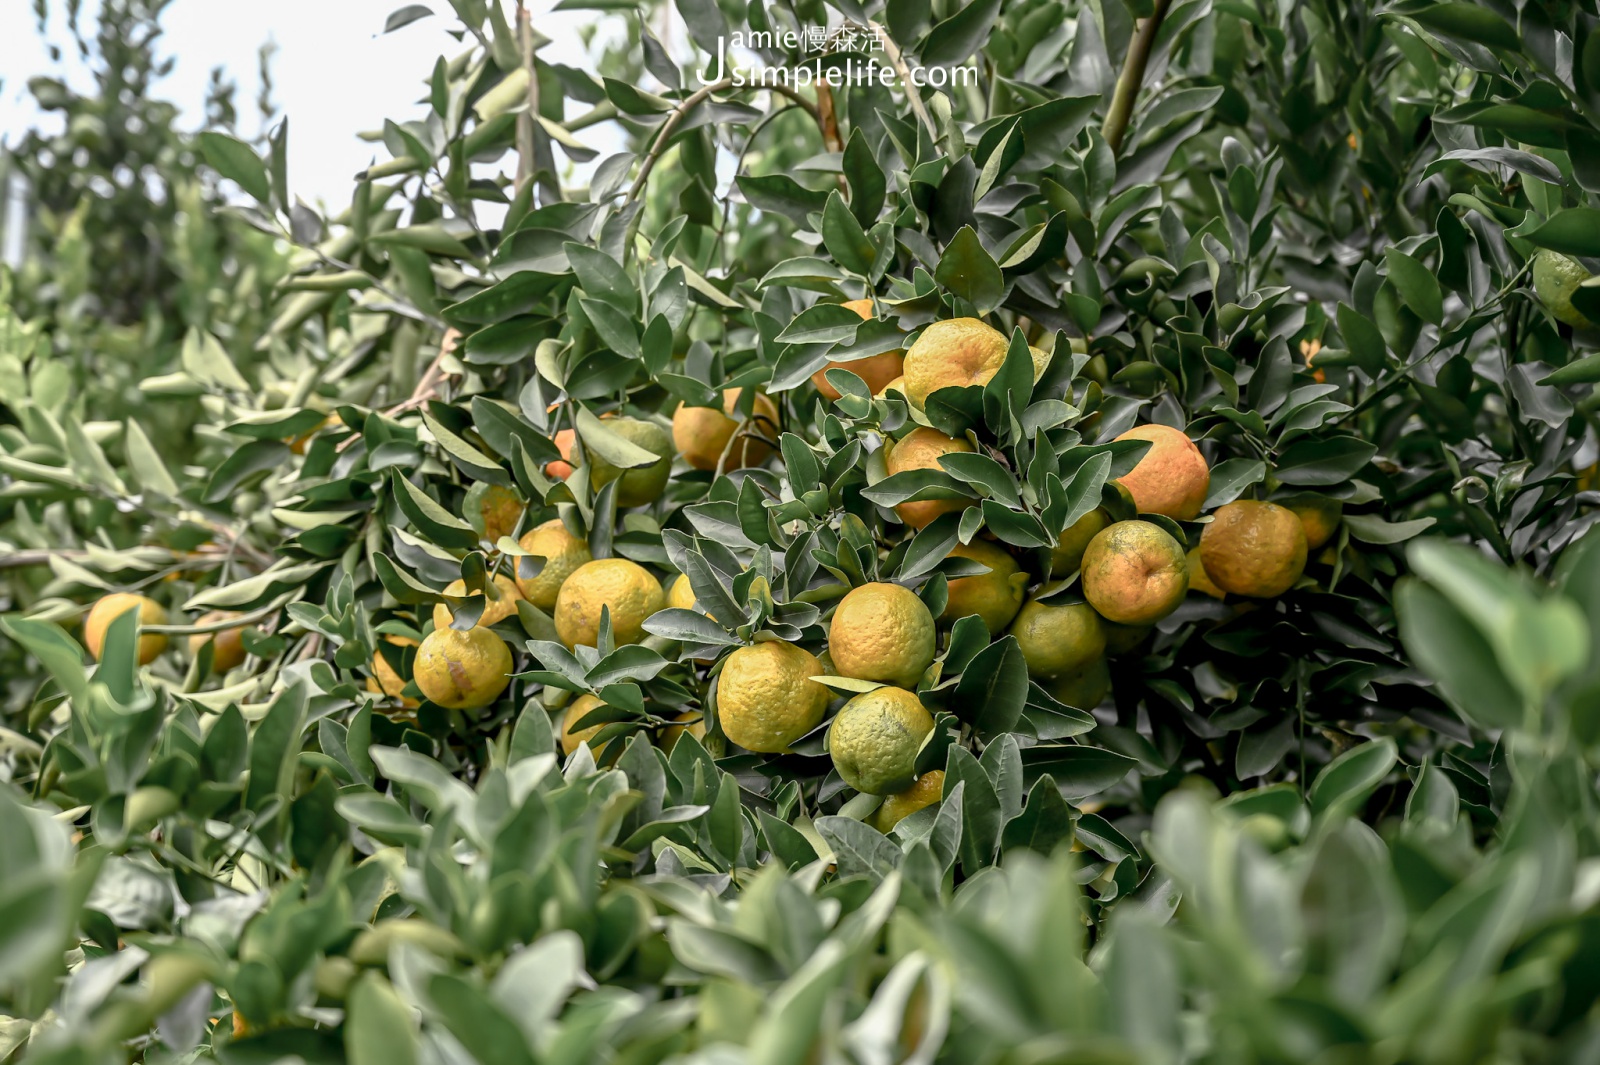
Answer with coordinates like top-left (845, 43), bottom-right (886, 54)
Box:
top-left (623, 79), bottom-right (822, 258)
top-left (336, 329), bottom-right (460, 452)
top-left (515, 1), bottom-right (538, 195)
top-left (1101, 0), bottom-right (1175, 153)
top-left (869, 22), bottom-right (936, 139)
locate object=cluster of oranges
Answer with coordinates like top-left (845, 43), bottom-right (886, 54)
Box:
top-left (78, 309), bottom-right (1341, 831)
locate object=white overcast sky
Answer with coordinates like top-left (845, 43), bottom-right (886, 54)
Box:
top-left (0, 0), bottom-right (618, 209)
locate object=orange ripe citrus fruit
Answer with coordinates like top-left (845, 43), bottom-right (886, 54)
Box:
top-left (883, 426), bottom-right (975, 529)
top-left (1010, 599), bottom-right (1106, 679)
top-left (716, 640), bottom-right (831, 752)
top-left (1081, 520), bottom-right (1189, 625)
top-left (672, 388), bottom-right (779, 472)
top-left (433, 574), bottom-right (524, 631)
top-left (826, 686), bottom-right (935, 795)
top-left (1112, 424), bottom-right (1210, 520)
top-left (941, 539), bottom-right (1028, 634)
top-left (413, 626), bottom-right (513, 709)
top-left (188, 610), bottom-right (252, 673)
top-left (84, 593), bottom-right (168, 664)
top-left (829, 582), bottom-right (937, 689)
top-left (813, 298), bottom-right (906, 401)
top-left (812, 295), bottom-right (902, 399)
top-left (553, 558), bottom-right (664, 649)
top-left (873, 769), bottom-right (946, 831)
top-left (1199, 500), bottom-right (1308, 598)
top-left (367, 634), bottom-right (419, 706)
top-left (560, 693), bottom-right (607, 755)
top-left (514, 519), bottom-right (592, 610)
top-left (547, 428), bottom-right (576, 481)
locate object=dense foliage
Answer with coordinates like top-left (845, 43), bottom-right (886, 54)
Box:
top-left (5, 0), bottom-right (1600, 1061)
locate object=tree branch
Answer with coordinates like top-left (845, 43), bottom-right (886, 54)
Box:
top-left (1101, 0), bottom-right (1175, 154)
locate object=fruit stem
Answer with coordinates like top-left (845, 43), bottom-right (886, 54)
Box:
top-left (1101, 0), bottom-right (1175, 155)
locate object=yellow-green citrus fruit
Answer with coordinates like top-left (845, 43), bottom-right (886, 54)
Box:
top-left (813, 298), bottom-right (905, 400)
top-left (432, 573), bottom-right (524, 630)
top-left (660, 710), bottom-right (707, 752)
top-left (554, 558), bottom-right (664, 649)
top-left (829, 582), bottom-right (936, 689)
top-left (1051, 508), bottom-right (1110, 577)
top-left (1103, 620), bottom-right (1151, 655)
top-left (883, 427), bottom-right (975, 529)
top-left (1010, 599), bottom-right (1107, 678)
top-left (413, 626), bottom-right (513, 709)
top-left (188, 610), bottom-right (251, 673)
top-left (1186, 547), bottom-right (1227, 600)
top-left (667, 573), bottom-right (698, 611)
top-left (1199, 500), bottom-right (1308, 598)
top-left (465, 482), bottom-right (525, 543)
top-left (673, 388), bottom-right (779, 472)
top-left (588, 416), bottom-right (674, 507)
top-left (84, 593), bottom-right (168, 664)
top-left (716, 641), bottom-right (831, 752)
top-left (1048, 656), bottom-right (1111, 709)
top-left (941, 539), bottom-right (1028, 634)
top-left (1533, 248), bottom-right (1595, 329)
top-left (827, 686), bottom-right (936, 795)
top-left (560, 693), bottom-right (606, 755)
top-left (902, 317), bottom-right (1010, 408)
top-left (1112, 424), bottom-right (1211, 521)
top-left (1280, 493), bottom-right (1344, 551)
top-left (873, 770), bottom-right (946, 832)
top-left (1081, 520), bottom-right (1189, 625)
top-left (514, 519), bottom-right (592, 610)
top-left (367, 634), bottom-right (420, 707)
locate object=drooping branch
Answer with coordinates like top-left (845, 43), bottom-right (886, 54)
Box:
top-left (1101, 0), bottom-right (1175, 154)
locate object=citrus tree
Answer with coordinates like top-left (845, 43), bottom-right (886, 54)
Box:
top-left (6, 0), bottom-right (1600, 1060)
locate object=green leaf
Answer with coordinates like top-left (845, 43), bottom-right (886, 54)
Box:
top-left (921, 0), bottom-right (1001, 66)
top-left (935, 226), bottom-right (1004, 312)
top-left (1343, 514), bottom-right (1436, 544)
top-left (1273, 436), bottom-right (1377, 485)
top-left (999, 775), bottom-right (1077, 855)
top-left (1516, 208), bottom-right (1600, 257)
top-left (1384, 249), bottom-right (1444, 325)
top-left (1395, 579), bottom-right (1524, 729)
top-left (816, 816), bottom-right (902, 882)
top-left (575, 407), bottom-right (662, 469)
top-left (1, 617), bottom-right (90, 706)
top-left (346, 974), bottom-right (419, 1065)
top-left (199, 131), bottom-right (271, 203)
top-left (1309, 737), bottom-right (1397, 820)
top-left (777, 303), bottom-right (866, 345)
top-left (1336, 302), bottom-right (1388, 375)
top-left (843, 128), bottom-right (886, 227)
top-left (124, 422), bottom-right (180, 495)
top-left (428, 974), bottom-right (537, 1065)
top-left (737, 175), bottom-right (830, 226)
top-left (391, 473), bottom-right (481, 549)
top-left (1020, 745), bottom-right (1138, 800)
top-left (1403, 2), bottom-right (1520, 52)
top-left (822, 191), bottom-right (877, 276)
top-left (952, 636), bottom-right (1029, 734)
